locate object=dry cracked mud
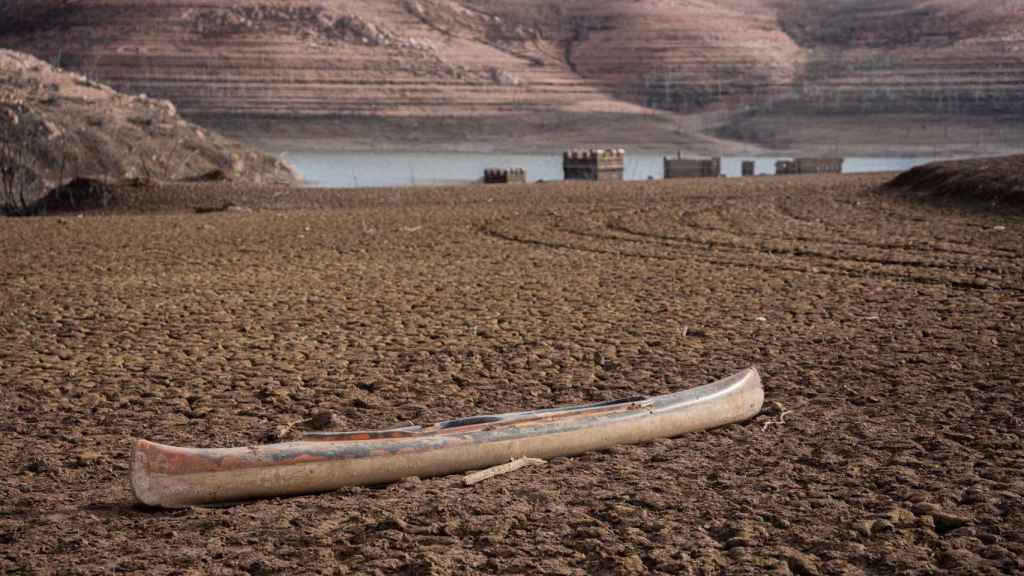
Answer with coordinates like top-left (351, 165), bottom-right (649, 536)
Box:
top-left (1, 173), bottom-right (1022, 574)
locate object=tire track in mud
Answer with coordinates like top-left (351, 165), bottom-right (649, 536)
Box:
top-left (768, 196), bottom-right (1020, 259)
top-left (481, 218), bottom-right (1024, 295)
top-left (654, 197), bottom-right (1019, 261)
top-left (600, 222), bottom-right (1010, 277)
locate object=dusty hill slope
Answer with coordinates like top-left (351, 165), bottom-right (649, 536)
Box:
top-left (0, 49), bottom-right (295, 209)
top-left (1, 0), bottom-right (632, 119)
top-left (1, 0), bottom-right (1022, 144)
top-left (887, 155), bottom-right (1024, 207)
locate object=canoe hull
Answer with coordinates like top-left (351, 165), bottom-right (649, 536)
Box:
top-left (132, 367), bottom-right (763, 508)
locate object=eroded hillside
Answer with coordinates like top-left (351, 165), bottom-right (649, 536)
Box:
top-left (0, 49), bottom-right (295, 208)
top-left (1, 0), bottom-right (1022, 146)
top-left (775, 0), bottom-right (1024, 114)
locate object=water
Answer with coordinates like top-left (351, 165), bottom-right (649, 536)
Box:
top-left (281, 151), bottom-right (946, 188)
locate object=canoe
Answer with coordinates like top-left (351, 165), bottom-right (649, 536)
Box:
top-left (131, 367), bottom-right (763, 508)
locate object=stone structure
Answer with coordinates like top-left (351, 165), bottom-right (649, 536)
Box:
top-left (775, 158), bottom-right (844, 175)
top-left (483, 168), bottom-right (526, 184)
top-left (563, 149), bottom-right (625, 181)
top-left (663, 153), bottom-right (721, 179)
top-left (741, 160), bottom-right (755, 177)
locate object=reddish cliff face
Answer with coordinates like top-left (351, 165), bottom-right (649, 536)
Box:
top-left (2, 0), bottom-right (1022, 145)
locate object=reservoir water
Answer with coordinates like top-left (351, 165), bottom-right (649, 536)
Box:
top-left (282, 152), bottom-right (946, 188)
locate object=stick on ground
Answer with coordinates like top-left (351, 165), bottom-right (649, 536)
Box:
top-left (463, 457), bottom-right (547, 486)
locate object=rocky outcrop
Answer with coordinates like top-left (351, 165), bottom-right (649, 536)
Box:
top-left (0, 49), bottom-right (295, 209)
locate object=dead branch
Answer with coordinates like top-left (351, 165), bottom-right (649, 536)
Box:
top-left (463, 457), bottom-right (546, 486)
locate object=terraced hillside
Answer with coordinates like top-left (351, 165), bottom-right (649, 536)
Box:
top-left (0, 0), bottom-right (633, 119)
top-left (1, 0), bottom-right (1022, 146)
top-left (776, 0), bottom-right (1024, 114)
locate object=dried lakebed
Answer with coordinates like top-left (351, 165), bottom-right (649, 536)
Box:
top-left (1, 174), bottom-right (1022, 574)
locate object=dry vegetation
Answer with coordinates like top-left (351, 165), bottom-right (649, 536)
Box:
top-left (1, 174), bottom-right (1021, 574)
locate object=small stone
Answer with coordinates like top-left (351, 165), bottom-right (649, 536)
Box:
top-left (351, 397), bottom-right (380, 409)
top-left (726, 537), bottom-right (756, 549)
top-left (24, 458), bottom-right (50, 474)
top-left (961, 489), bottom-right (990, 504)
top-left (76, 450), bottom-right (102, 466)
top-left (777, 547), bottom-right (821, 576)
top-left (304, 411), bottom-right (338, 431)
top-left (933, 512), bottom-right (971, 534)
top-left (871, 519), bottom-right (895, 534)
top-left (886, 507), bottom-right (915, 527)
top-left (618, 554), bottom-right (646, 574)
top-left (911, 502), bottom-right (943, 516)
top-left (854, 520), bottom-right (873, 537)
top-left (771, 562), bottom-right (794, 576)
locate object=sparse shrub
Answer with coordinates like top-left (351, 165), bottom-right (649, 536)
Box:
top-left (0, 119), bottom-right (42, 216)
top-left (35, 177), bottom-right (113, 213)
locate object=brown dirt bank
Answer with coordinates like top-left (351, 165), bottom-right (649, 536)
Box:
top-left (203, 110), bottom-right (1024, 159)
top-left (198, 111), bottom-right (753, 156)
top-left (710, 111), bottom-right (1024, 159)
top-left (1, 174), bottom-right (1022, 574)
top-left (887, 155), bottom-right (1024, 211)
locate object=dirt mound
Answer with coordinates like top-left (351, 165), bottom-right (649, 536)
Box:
top-left (887, 155), bottom-right (1024, 207)
top-left (0, 49), bottom-right (295, 212)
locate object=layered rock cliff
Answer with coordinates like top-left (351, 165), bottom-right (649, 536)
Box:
top-left (1, 0), bottom-right (1022, 146)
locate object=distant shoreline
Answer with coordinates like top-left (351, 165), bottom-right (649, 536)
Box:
top-left (194, 111), bottom-right (1024, 159)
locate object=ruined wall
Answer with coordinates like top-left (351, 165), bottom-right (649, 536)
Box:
top-left (775, 158), bottom-right (844, 175)
top-left (483, 168), bottom-right (526, 184)
top-left (663, 154), bottom-right (721, 179)
top-left (563, 149), bottom-right (625, 181)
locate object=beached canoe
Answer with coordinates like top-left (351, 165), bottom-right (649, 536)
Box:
top-left (131, 367), bottom-right (763, 508)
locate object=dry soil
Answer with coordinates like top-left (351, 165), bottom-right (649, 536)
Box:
top-left (1, 174), bottom-right (1022, 575)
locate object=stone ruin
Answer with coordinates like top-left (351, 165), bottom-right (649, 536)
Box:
top-left (563, 149), bottom-right (625, 181)
top-left (663, 153), bottom-right (721, 179)
top-left (775, 158), bottom-right (844, 175)
top-left (483, 168), bottom-right (526, 184)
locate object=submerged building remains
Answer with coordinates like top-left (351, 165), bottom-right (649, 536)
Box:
top-left (563, 149), bottom-right (625, 181)
top-left (663, 153), bottom-right (721, 179)
top-left (775, 158), bottom-right (844, 175)
top-left (484, 168), bottom-right (527, 184)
